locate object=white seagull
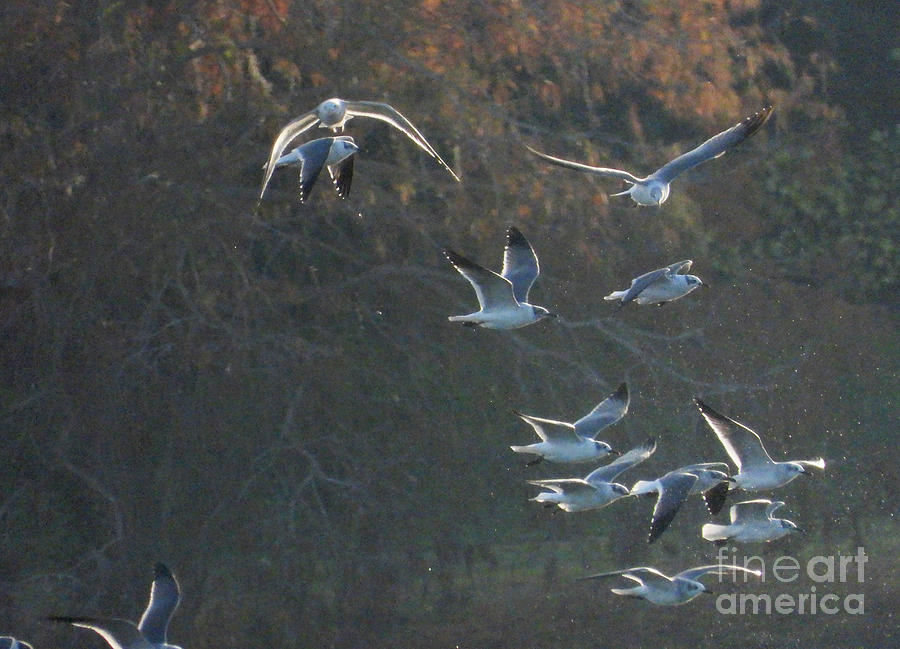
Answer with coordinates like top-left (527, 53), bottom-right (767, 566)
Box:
top-left (630, 462), bottom-right (734, 543)
top-left (49, 563), bottom-right (182, 649)
top-left (579, 564), bottom-right (761, 606)
top-left (528, 438), bottom-right (656, 511)
top-left (259, 135), bottom-right (358, 202)
top-left (526, 106), bottom-right (773, 206)
top-left (445, 227), bottom-right (556, 329)
top-left (604, 260), bottom-right (705, 306)
top-left (702, 499), bottom-right (800, 544)
top-left (260, 97), bottom-right (459, 198)
top-left (0, 637), bottom-right (34, 649)
top-left (695, 398), bottom-right (826, 491)
top-left (510, 383), bottom-right (629, 464)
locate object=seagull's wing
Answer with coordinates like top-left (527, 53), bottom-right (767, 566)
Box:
top-left (702, 480), bottom-right (731, 516)
top-left (295, 139), bottom-right (335, 203)
top-left (513, 411), bottom-right (580, 442)
top-left (665, 259), bottom-right (693, 275)
top-left (797, 458), bottom-right (826, 470)
top-left (615, 266), bottom-right (671, 304)
top-left (342, 101), bottom-right (459, 181)
top-left (729, 499), bottom-right (775, 523)
top-left (0, 638), bottom-right (33, 649)
top-left (48, 617), bottom-right (151, 649)
top-left (501, 227), bottom-right (540, 303)
top-left (675, 564), bottom-right (761, 582)
top-left (528, 478), bottom-right (595, 497)
top-left (137, 563), bottom-right (180, 644)
top-left (525, 145), bottom-right (644, 183)
top-left (259, 110), bottom-right (320, 199)
top-left (574, 383), bottom-right (630, 439)
top-left (677, 462), bottom-right (730, 473)
top-left (694, 398), bottom-right (774, 470)
top-left (647, 472), bottom-right (699, 543)
top-left (652, 106), bottom-right (773, 183)
top-left (765, 500), bottom-right (786, 519)
top-left (585, 438), bottom-right (656, 484)
top-left (579, 567), bottom-right (670, 586)
top-left (444, 250), bottom-right (519, 312)
top-left (328, 154), bottom-right (355, 199)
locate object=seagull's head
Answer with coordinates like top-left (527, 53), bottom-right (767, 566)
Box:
top-left (787, 462), bottom-right (810, 477)
top-left (611, 483), bottom-right (630, 497)
top-left (686, 580), bottom-right (711, 596)
top-left (684, 275), bottom-right (705, 292)
top-left (782, 519), bottom-right (802, 534)
top-left (331, 138), bottom-right (359, 162)
top-left (318, 98), bottom-right (347, 127)
top-left (649, 185), bottom-right (666, 205)
top-left (594, 440), bottom-right (617, 456)
top-left (533, 305), bottom-right (557, 320)
top-left (705, 469), bottom-right (731, 482)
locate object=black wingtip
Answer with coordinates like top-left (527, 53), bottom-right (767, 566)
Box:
top-left (703, 481), bottom-right (730, 516)
top-left (741, 105), bottom-right (774, 137)
top-left (506, 226), bottom-right (528, 248)
top-left (154, 562), bottom-right (172, 578)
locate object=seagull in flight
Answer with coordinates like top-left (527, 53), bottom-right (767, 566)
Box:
top-left (260, 136), bottom-right (358, 202)
top-left (579, 564), bottom-right (761, 606)
top-left (604, 260), bottom-right (705, 306)
top-left (528, 437), bottom-right (656, 511)
top-left (49, 563), bottom-right (182, 649)
top-left (445, 227), bottom-right (556, 329)
top-left (702, 499), bottom-right (800, 544)
top-left (695, 398), bottom-right (826, 491)
top-left (260, 97), bottom-right (459, 198)
top-left (510, 383), bottom-right (629, 464)
top-left (630, 462), bottom-right (734, 543)
top-left (526, 106), bottom-right (773, 206)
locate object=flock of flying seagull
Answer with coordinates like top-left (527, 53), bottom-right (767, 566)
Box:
top-left (3, 96), bottom-right (831, 649)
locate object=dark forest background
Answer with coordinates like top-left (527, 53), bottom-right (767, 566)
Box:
top-left (1, 1), bottom-right (897, 648)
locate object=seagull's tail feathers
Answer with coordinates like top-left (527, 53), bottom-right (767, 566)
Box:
top-left (610, 587), bottom-right (639, 597)
top-left (609, 184), bottom-right (635, 198)
top-left (509, 445), bottom-right (532, 454)
top-left (604, 290), bottom-right (627, 301)
top-left (701, 523), bottom-right (731, 542)
top-left (530, 492), bottom-right (561, 505)
top-left (448, 314), bottom-right (480, 326)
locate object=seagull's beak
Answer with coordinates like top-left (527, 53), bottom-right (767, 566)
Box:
top-left (725, 476), bottom-right (737, 482)
top-left (608, 448), bottom-right (621, 456)
top-left (701, 588), bottom-right (715, 595)
top-left (546, 311), bottom-right (559, 318)
top-left (700, 281), bottom-right (710, 289)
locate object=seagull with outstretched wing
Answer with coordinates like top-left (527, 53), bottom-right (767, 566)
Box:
top-left (260, 97), bottom-right (459, 199)
top-left (527, 106), bottom-right (773, 206)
